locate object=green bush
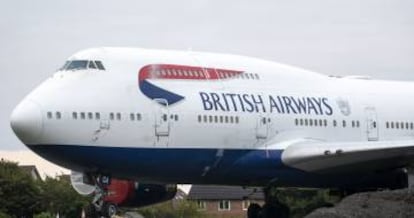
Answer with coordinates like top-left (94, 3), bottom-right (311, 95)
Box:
top-left (137, 200), bottom-right (208, 218)
top-left (34, 212), bottom-right (54, 218)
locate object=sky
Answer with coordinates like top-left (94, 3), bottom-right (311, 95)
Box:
top-left (1, 0), bottom-right (414, 174)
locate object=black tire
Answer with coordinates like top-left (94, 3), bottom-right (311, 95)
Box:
top-left (247, 203), bottom-right (262, 218)
top-left (101, 202), bottom-right (118, 218)
top-left (84, 204), bottom-right (98, 218)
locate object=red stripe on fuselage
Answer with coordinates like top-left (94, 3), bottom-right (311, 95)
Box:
top-left (138, 64), bottom-right (243, 82)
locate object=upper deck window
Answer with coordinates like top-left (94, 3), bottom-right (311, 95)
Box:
top-left (60, 60), bottom-right (105, 71)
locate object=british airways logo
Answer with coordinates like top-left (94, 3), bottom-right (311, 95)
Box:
top-left (138, 64), bottom-right (243, 106)
top-left (199, 92), bottom-right (333, 115)
top-left (138, 64), bottom-right (334, 116)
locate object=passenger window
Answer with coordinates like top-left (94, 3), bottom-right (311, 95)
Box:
top-left (95, 61), bottom-right (105, 70)
top-left (230, 116), bottom-right (234, 123)
top-left (295, 119), bottom-right (298, 126)
top-left (209, 115), bottom-right (213, 123)
top-left (72, 112), bottom-right (78, 119)
top-left (174, 115), bottom-right (178, 121)
top-left (110, 113), bottom-right (114, 120)
top-left (198, 115), bottom-right (202, 122)
top-left (333, 120), bottom-right (337, 127)
top-left (162, 114), bottom-right (167, 121)
top-left (56, 112), bottom-right (61, 119)
top-left (130, 113), bottom-right (135, 121)
top-left (214, 116), bottom-right (218, 123)
top-left (300, 119), bottom-right (303, 126)
top-left (88, 112), bottom-right (93, 120)
top-left (411, 123), bottom-right (413, 130)
top-left (220, 116), bottom-right (223, 123)
top-left (80, 112), bottom-right (86, 120)
top-left (304, 119), bottom-right (308, 126)
top-left (137, 113), bottom-right (141, 121)
top-left (116, 113), bottom-right (121, 120)
top-left (342, 120), bottom-right (346, 127)
top-left (225, 116), bottom-right (229, 123)
top-left (203, 115), bottom-right (207, 123)
top-left (235, 116), bottom-right (239, 123)
top-left (391, 122), bottom-right (394, 129)
top-left (95, 112), bottom-right (100, 120)
top-left (386, 122), bottom-right (389, 129)
top-left (47, 112), bottom-right (53, 119)
top-left (309, 119), bottom-right (313, 126)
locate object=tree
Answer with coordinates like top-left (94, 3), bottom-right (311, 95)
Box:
top-left (0, 159), bottom-right (41, 217)
top-left (37, 176), bottom-right (89, 217)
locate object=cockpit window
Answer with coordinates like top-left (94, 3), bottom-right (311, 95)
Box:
top-left (88, 61), bottom-right (97, 69)
top-left (60, 61), bottom-right (70, 71)
top-left (66, 60), bottom-right (88, 70)
top-left (60, 60), bottom-right (106, 71)
top-left (95, 61), bottom-right (105, 70)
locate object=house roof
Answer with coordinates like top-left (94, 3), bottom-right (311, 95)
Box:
top-left (187, 185), bottom-right (264, 200)
top-left (19, 165), bottom-right (41, 180)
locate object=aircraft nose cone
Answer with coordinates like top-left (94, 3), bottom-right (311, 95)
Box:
top-left (10, 99), bottom-right (43, 144)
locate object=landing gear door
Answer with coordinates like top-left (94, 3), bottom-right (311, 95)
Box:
top-left (365, 107), bottom-right (378, 141)
top-left (256, 115), bottom-right (269, 139)
top-left (153, 98), bottom-right (170, 137)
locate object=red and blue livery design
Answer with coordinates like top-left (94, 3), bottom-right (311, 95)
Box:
top-left (138, 64), bottom-right (243, 105)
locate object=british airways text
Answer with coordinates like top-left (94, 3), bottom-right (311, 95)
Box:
top-left (199, 92), bottom-right (333, 115)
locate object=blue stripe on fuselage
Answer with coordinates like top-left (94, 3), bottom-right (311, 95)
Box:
top-left (27, 144), bottom-right (287, 185)
top-left (26, 144), bottom-right (388, 189)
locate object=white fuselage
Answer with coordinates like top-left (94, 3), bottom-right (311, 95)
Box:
top-left (11, 47), bottom-right (414, 188)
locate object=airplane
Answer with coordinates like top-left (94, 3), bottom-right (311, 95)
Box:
top-left (10, 47), bottom-right (414, 217)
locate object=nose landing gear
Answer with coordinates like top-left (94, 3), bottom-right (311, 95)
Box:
top-left (82, 174), bottom-right (118, 218)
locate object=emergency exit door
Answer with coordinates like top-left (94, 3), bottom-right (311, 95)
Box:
top-left (153, 98), bottom-right (170, 137)
top-left (365, 107), bottom-right (378, 141)
top-left (256, 115), bottom-right (269, 139)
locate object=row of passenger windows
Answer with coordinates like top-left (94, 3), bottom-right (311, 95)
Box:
top-left (198, 115), bottom-right (239, 124)
top-left (42, 112), bottom-right (414, 131)
top-left (294, 118), bottom-right (361, 128)
top-left (46, 111), bottom-right (142, 121)
top-left (386, 121), bottom-right (414, 130)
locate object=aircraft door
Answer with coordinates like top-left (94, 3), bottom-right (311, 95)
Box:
top-left (153, 98), bottom-right (170, 146)
top-left (256, 115), bottom-right (269, 139)
top-left (365, 107), bottom-right (378, 141)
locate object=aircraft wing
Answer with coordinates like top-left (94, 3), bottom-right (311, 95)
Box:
top-left (281, 140), bottom-right (414, 174)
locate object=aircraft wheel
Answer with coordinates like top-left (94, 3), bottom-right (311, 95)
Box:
top-left (84, 203), bottom-right (98, 218)
top-left (101, 202), bottom-right (118, 218)
top-left (247, 203), bottom-right (262, 218)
